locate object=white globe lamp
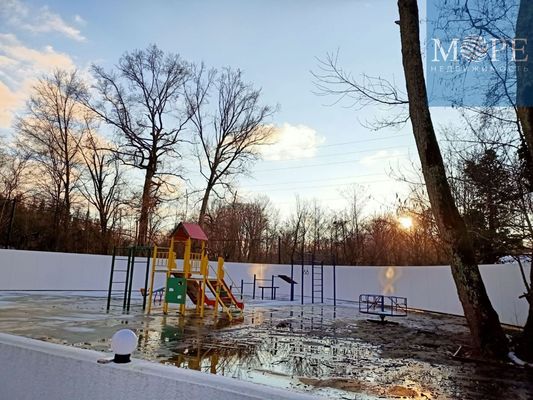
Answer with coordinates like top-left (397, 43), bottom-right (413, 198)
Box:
top-left (111, 329), bottom-right (138, 363)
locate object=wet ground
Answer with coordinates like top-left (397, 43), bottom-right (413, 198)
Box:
top-left (0, 293), bottom-right (532, 399)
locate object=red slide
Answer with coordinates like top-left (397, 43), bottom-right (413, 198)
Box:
top-left (186, 280), bottom-right (216, 307)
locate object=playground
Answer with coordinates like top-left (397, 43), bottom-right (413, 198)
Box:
top-left (1, 292), bottom-right (532, 399)
top-left (1, 222), bottom-right (533, 399)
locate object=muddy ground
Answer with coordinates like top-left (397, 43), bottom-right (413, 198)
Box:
top-left (0, 293), bottom-right (532, 399)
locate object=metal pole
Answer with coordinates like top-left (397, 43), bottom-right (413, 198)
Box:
top-left (240, 279), bottom-right (244, 300)
top-left (106, 247), bottom-right (116, 312)
top-left (301, 257), bottom-right (304, 305)
top-left (123, 248), bottom-right (132, 311)
top-left (271, 275), bottom-right (275, 299)
top-left (142, 247), bottom-right (151, 311)
top-left (290, 259), bottom-right (294, 301)
top-left (252, 274), bottom-right (256, 299)
top-left (126, 247), bottom-right (136, 312)
top-left (301, 234), bottom-right (305, 305)
top-left (321, 261), bottom-right (324, 303)
top-left (311, 256), bottom-right (315, 304)
top-left (278, 235), bottom-right (281, 264)
top-left (333, 256), bottom-right (337, 307)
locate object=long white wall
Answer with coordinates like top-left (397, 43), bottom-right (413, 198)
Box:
top-left (0, 249), bottom-right (530, 326)
top-left (0, 333), bottom-right (321, 400)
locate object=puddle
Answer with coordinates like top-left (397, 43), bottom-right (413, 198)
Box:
top-left (0, 293), bottom-right (532, 399)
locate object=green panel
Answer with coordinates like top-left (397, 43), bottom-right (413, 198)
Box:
top-left (165, 277), bottom-right (187, 304)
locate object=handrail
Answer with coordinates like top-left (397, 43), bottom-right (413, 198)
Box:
top-left (207, 263), bottom-right (243, 315)
top-left (208, 263), bottom-right (242, 298)
top-left (223, 270), bottom-right (242, 298)
top-left (206, 279), bottom-right (233, 321)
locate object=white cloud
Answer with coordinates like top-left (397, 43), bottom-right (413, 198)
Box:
top-left (0, 0), bottom-right (86, 42)
top-left (261, 123), bottom-right (325, 161)
top-left (74, 14), bottom-right (87, 26)
top-left (0, 33), bottom-right (75, 128)
top-left (359, 150), bottom-right (406, 167)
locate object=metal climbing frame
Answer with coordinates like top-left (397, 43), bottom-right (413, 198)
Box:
top-left (106, 246), bottom-right (152, 313)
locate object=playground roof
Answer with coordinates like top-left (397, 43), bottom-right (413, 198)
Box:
top-left (171, 222), bottom-right (209, 242)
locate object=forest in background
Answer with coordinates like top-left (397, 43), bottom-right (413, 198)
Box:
top-left (0, 43), bottom-right (531, 267)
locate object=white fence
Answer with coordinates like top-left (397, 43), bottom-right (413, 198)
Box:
top-left (0, 249), bottom-right (529, 326)
top-left (0, 333), bottom-right (321, 400)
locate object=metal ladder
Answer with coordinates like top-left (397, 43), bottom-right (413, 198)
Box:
top-left (106, 246), bottom-right (152, 313)
top-left (311, 257), bottom-right (324, 304)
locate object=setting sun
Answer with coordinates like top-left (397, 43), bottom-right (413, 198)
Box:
top-left (398, 216), bottom-right (414, 230)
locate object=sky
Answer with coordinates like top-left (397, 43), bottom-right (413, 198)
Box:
top-left (0, 0), bottom-right (446, 218)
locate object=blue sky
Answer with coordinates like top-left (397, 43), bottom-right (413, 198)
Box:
top-left (0, 0), bottom-right (440, 216)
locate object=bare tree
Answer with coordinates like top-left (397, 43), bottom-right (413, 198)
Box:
top-left (78, 127), bottom-right (125, 253)
top-left (87, 45), bottom-right (193, 244)
top-left (286, 197), bottom-right (310, 261)
top-left (312, 51), bottom-right (409, 130)
top-left (311, 0), bottom-right (509, 357)
top-left (186, 66), bottom-right (275, 226)
top-left (15, 69), bottom-right (86, 251)
top-left (397, 0), bottom-right (508, 357)
top-left (429, 0), bottom-right (533, 359)
top-left (0, 143), bottom-right (28, 200)
top-left (516, 1), bottom-right (533, 207)
top-left (341, 185), bottom-right (369, 265)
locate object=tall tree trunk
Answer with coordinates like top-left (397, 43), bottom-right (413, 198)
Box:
top-left (138, 166), bottom-right (155, 245)
top-left (398, 0), bottom-right (508, 358)
top-left (516, 0), bottom-right (533, 163)
top-left (518, 264), bottom-right (533, 360)
top-left (516, 0), bottom-right (533, 362)
top-left (99, 212), bottom-right (109, 254)
top-left (198, 181), bottom-right (213, 227)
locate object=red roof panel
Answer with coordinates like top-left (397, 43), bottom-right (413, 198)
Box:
top-left (172, 222), bottom-right (208, 242)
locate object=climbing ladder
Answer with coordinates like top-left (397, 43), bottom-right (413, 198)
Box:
top-left (311, 258), bottom-right (324, 304)
top-left (106, 246), bottom-right (152, 313)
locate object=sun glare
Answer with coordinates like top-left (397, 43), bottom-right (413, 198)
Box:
top-left (398, 216), bottom-right (414, 230)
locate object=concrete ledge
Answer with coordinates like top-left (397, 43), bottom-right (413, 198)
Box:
top-left (0, 333), bottom-right (322, 400)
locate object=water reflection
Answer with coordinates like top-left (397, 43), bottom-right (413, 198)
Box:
top-left (137, 307), bottom-right (378, 381)
top-left (2, 294), bottom-right (531, 399)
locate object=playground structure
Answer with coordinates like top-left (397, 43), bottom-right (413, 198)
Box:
top-left (106, 246), bottom-right (152, 313)
top-left (239, 254), bottom-right (337, 305)
top-left (106, 222), bottom-right (244, 321)
top-left (358, 294), bottom-right (407, 322)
